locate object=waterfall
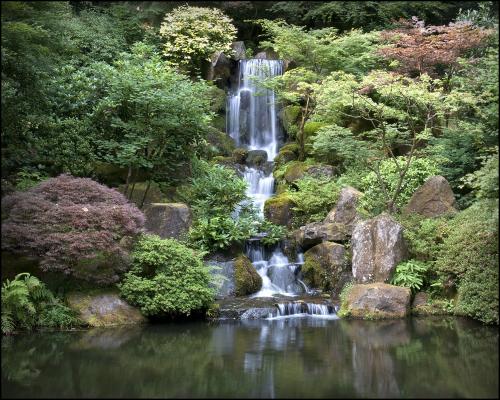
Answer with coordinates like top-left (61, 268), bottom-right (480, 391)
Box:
top-left (227, 59), bottom-right (309, 298)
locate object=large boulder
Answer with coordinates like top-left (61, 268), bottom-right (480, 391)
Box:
top-left (205, 51), bottom-right (232, 88)
top-left (403, 175), bottom-right (457, 217)
top-left (302, 242), bottom-right (347, 294)
top-left (305, 165), bottom-right (335, 179)
top-left (144, 203), bottom-right (192, 240)
top-left (324, 186), bottom-right (363, 234)
top-left (230, 41), bottom-right (246, 60)
top-left (66, 290), bottom-right (146, 327)
top-left (339, 283), bottom-right (411, 319)
top-left (234, 255), bottom-right (262, 296)
top-left (245, 149), bottom-right (268, 167)
top-left (264, 195), bottom-right (296, 227)
top-left (294, 221), bottom-right (348, 249)
top-left (352, 213), bottom-right (408, 283)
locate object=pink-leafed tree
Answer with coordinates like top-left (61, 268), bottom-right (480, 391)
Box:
top-left (1, 174), bottom-right (145, 284)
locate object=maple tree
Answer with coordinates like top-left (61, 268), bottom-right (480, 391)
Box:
top-left (378, 18), bottom-right (493, 82)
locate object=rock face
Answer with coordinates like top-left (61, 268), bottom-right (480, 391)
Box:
top-left (302, 242), bottom-right (347, 294)
top-left (206, 51), bottom-right (232, 88)
top-left (67, 291), bottom-right (146, 327)
top-left (234, 255), bottom-right (262, 296)
top-left (294, 222), bottom-right (348, 249)
top-left (341, 283), bottom-right (411, 319)
top-left (324, 186), bottom-right (363, 234)
top-left (144, 203), bottom-right (192, 240)
top-left (230, 41), bottom-right (246, 60)
top-left (264, 195), bottom-right (296, 227)
top-left (403, 175), bottom-right (457, 217)
top-left (245, 149), bottom-right (268, 167)
top-left (306, 165), bottom-right (335, 179)
top-left (352, 214), bottom-right (408, 283)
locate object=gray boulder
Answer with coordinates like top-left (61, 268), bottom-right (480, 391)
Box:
top-left (324, 186), bottom-right (363, 234)
top-left (403, 175), bottom-right (457, 217)
top-left (294, 221), bottom-right (348, 249)
top-left (340, 283), bottom-right (411, 319)
top-left (306, 165), bottom-right (335, 179)
top-left (144, 203), bottom-right (192, 240)
top-left (230, 41), bottom-right (246, 60)
top-left (352, 213), bottom-right (408, 283)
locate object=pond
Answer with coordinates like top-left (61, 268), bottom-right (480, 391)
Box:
top-left (1, 316), bottom-right (498, 398)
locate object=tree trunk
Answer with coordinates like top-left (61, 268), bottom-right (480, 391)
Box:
top-left (140, 180), bottom-right (152, 209)
top-left (124, 164), bottom-right (132, 198)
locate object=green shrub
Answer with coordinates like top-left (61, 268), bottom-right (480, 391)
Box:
top-left (1, 273), bottom-right (80, 335)
top-left (390, 260), bottom-right (430, 293)
top-left (259, 220), bottom-right (287, 246)
top-left (435, 199), bottom-right (498, 324)
top-left (118, 235), bottom-right (215, 317)
top-left (359, 157), bottom-right (440, 215)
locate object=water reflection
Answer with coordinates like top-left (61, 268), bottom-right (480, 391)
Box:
top-left (2, 317), bottom-right (498, 398)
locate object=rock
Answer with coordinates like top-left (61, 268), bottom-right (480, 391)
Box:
top-left (340, 283), bottom-right (411, 319)
top-left (294, 222), bottom-right (348, 249)
top-left (240, 307), bottom-right (275, 319)
top-left (206, 127), bottom-right (235, 156)
top-left (302, 242), bottom-right (347, 294)
top-left (245, 150), bottom-right (268, 167)
top-left (352, 213), bottom-right (408, 283)
top-left (264, 195), bottom-right (296, 227)
top-left (66, 290), bottom-right (146, 327)
top-left (283, 161), bottom-right (308, 183)
top-left (275, 149), bottom-right (297, 167)
top-left (118, 181), bottom-right (169, 207)
top-left (403, 175), bottom-right (457, 217)
top-left (412, 292), bottom-right (429, 308)
top-left (232, 148), bottom-right (248, 164)
top-left (254, 50), bottom-right (278, 59)
top-left (324, 186), bottom-right (363, 234)
top-left (206, 51), bottom-right (232, 87)
top-left (230, 41), bottom-right (246, 60)
top-left (306, 165), bottom-right (335, 179)
top-left (144, 203), bottom-right (192, 240)
top-left (234, 255), bottom-right (262, 296)
top-left (411, 292), bottom-right (451, 316)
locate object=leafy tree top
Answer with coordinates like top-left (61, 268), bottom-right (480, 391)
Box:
top-left (159, 5), bottom-right (237, 74)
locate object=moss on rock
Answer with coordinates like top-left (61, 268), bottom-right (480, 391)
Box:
top-left (118, 181), bottom-right (169, 208)
top-left (264, 194), bottom-right (296, 227)
top-left (283, 161), bottom-right (308, 184)
top-left (234, 255), bottom-right (262, 296)
top-left (206, 127), bottom-right (235, 156)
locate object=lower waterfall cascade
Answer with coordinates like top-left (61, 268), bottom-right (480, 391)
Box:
top-left (227, 58), bottom-right (336, 317)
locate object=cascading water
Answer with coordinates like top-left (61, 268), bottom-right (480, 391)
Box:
top-left (227, 58), bottom-right (336, 317)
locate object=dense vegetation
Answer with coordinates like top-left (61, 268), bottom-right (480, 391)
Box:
top-left (1, 1), bottom-right (498, 331)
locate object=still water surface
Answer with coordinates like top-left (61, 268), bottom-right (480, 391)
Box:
top-left (2, 316), bottom-right (498, 398)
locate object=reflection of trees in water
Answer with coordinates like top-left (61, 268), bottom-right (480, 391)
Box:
top-left (1, 318), bottom-right (498, 398)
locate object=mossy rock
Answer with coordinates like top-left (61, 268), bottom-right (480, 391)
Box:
top-left (280, 143), bottom-right (300, 155)
top-left (302, 242), bottom-right (347, 294)
top-left (303, 121), bottom-right (327, 142)
top-left (206, 127), bottom-right (235, 156)
top-left (232, 148), bottom-right (248, 164)
top-left (281, 105), bottom-right (301, 133)
top-left (234, 255), bottom-right (262, 296)
top-left (275, 182), bottom-right (288, 195)
top-left (66, 289), bottom-right (146, 327)
top-left (264, 194), bottom-right (296, 227)
top-left (118, 181), bottom-right (169, 208)
top-left (283, 161), bottom-right (308, 184)
top-left (275, 149), bottom-right (297, 168)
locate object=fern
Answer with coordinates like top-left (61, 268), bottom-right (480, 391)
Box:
top-left (390, 260), bottom-right (429, 292)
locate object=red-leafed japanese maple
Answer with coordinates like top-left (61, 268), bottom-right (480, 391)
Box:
top-left (1, 174), bottom-right (145, 284)
top-left (378, 18), bottom-right (493, 79)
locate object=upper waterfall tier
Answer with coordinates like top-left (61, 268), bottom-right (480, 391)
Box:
top-left (227, 59), bottom-right (283, 160)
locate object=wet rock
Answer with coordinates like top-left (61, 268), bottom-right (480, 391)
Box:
top-left (66, 290), bottom-right (146, 327)
top-left (324, 186), bottom-right (363, 234)
top-left (403, 175), bottom-right (457, 217)
top-left (232, 148), bottom-right (248, 164)
top-left (144, 203), bottom-right (192, 240)
top-left (294, 221), bottom-right (349, 249)
top-left (245, 150), bottom-right (268, 167)
top-left (230, 41), bottom-right (246, 60)
top-left (240, 307), bottom-right (275, 319)
top-left (352, 213), bottom-right (408, 283)
top-left (302, 242), bottom-right (347, 294)
top-left (340, 283), bottom-right (411, 319)
top-left (234, 255), bottom-right (262, 296)
top-left (264, 195), bottom-right (296, 227)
